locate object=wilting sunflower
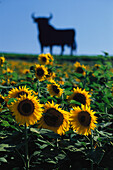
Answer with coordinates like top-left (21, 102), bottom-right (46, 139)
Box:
top-left (35, 64), bottom-right (48, 81)
top-left (37, 101), bottom-right (69, 135)
top-left (0, 56), bottom-right (5, 67)
top-left (74, 61), bottom-right (86, 76)
top-left (47, 79), bottom-right (64, 97)
top-left (69, 104), bottom-right (97, 136)
top-left (67, 87), bottom-right (91, 107)
top-left (10, 94), bottom-right (43, 126)
top-left (7, 86), bottom-right (33, 99)
top-left (38, 54), bottom-right (49, 65)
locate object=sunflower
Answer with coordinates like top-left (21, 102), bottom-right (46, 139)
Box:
top-left (46, 67), bottom-right (56, 80)
top-left (10, 94), bottom-right (43, 126)
top-left (46, 53), bottom-right (54, 65)
top-left (74, 61), bottom-right (86, 76)
top-left (94, 64), bottom-right (101, 69)
top-left (0, 56), bottom-right (5, 67)
top-left (38, 54), bottom-right (49, 65)
top-left (67, 87), bottom-right (91, 107)
top-left (3, 68), bottom-right (13, 74)
top-left (35, 64), bottom-right (48, 81)
top-left (47, 79), bottom-right (64, 97)
top-left (10, 81), bottom-right (17, 86)
top-left (37, 101), bottom-right (69, 135)
top-left (23, 69), bottom-right (30, 74)
top-left (7, 86), bottom-right (33, 99)
top-left (69, 104), bottom-right (97, 136)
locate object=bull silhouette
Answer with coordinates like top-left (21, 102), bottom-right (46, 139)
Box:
top-left (32, 13), bottom-right (77, 55)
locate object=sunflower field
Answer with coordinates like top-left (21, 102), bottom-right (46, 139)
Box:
top-left (0, 54), bottom-right (113, 170)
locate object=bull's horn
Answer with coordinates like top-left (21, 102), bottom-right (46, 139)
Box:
top-left (48, 13), bottom-right (53, 20)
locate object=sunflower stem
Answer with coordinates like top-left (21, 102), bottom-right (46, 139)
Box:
top-left (4, 61), bottom-right (8, 85)
top-left (25, 124), bottom-right (29, 170)
top-left (61, 93), bottom-right (64, 109)
top-left (83, 70), bottom-right (87, 89)
top-left (56, 138), bottom-right (59, 148)
top-left (90, 131), bottom-right (94, 170)
top-left (37, 80), bottom-right (41, 98)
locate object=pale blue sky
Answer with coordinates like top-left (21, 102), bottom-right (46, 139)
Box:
top-left (0, 0), bottom-right (113, 55)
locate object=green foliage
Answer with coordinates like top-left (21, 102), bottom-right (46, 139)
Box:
top-left (0, 54), bottom-right (113, 169)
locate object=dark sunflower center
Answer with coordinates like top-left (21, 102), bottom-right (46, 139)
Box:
top-left (95, 65), bottom-right (99, 69)
top-left (0, 59), bottom-right (4, 65)
top-left (36, 68), bottom-right (44, 76)
top-left (17, 91), bottom-right (28, 98)
top-left (42, 57), bottom-right (47, 62)
top-left (52, 85), bottom-right (59, 94)
top-left (0, 97), bottom-right (4, 103)
top-left (76, 67), bottom-right (84, 73)
top-left (78, 111), bottom-right (91, 127)
top-left (73, 93), bottom-right (86, 105)
top-left (17, 99), bottom-right (34, 116)
top-left (44, 108), bottom-right (64, 127)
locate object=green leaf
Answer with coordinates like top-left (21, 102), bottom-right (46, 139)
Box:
top-left (7, 98), bottom-right (17, 105)
top-left (70, 100), bottom-right (81, 106)
top-left (56, 153), bottom-right (66, 160)
top-left (64, 90), bottom-right (73, 95)
top-left (0, 157), bottom-right (7, 163)
top-left (1, 120), bottom-right (10, 127)
top-left (0, 144), bottom-right (13, 152)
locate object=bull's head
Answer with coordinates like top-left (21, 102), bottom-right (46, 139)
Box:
top-left (31, 13), bottom-right (53, 23)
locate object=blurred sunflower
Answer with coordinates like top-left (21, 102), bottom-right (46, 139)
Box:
top-left (69, 104), bottom-right (97, 136)
top-left (47, 79), bottom-right (64, 97)
top-left (35, 64), bottom-right (48, 81)
top-left (67, 87), bottom-right (91, 106)
top-left (46, 67), bottom-right (56, 80)
top-left (74, 61), bottom-right (86, 76)
top-left (46, 53), bottom-right (54, 65)
top-left (23, 69), bottom-right (30, 74)
top-left (1, 79), bottom-right (10, 85)
top-left (7, 86), bottom-right (33, 99)
top-left (10, 94), bottom-right (43, 126)
top-left (0, 56), bottom-right (5, 67)
top-left (38, 54), bottom-right (49, 65)
top-left (94, 64), bottom-right (101, 69)
top-left (37, 101), bottom-right (69, 135)
top-left (10, 81), bottom-right (17, 86)
top-left (3, 68), bottom-right (13, 74)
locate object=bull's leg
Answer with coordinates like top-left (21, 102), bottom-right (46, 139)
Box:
top-left (61, 45), bottom-right (64, 56)
top-left (41, 45), bottom-right (43, 53)
top-left (70, 46), bottom-right (73, 56)
top-left (50, 46), bottom-right (52, 55)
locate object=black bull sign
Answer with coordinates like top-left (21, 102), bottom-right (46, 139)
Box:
top-left (32, 13), bottom-right (77, 55)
